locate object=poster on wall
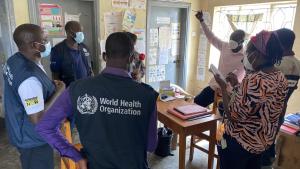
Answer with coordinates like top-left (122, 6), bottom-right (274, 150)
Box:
top-left (171, 23), bottom-right (180, 40)
top-left (156, 65), bottom-right (166, 81)
top-left (39, 3), bottom-right (64, 36)
top-left (104, 12), bottom-right (123, 37)
top-left (64, 12), bottom-right (81, 24)
top-left (203, 12), bottom-right (212, 27)
top-left (171, 39), bottom-right (180, 60)
top-left (130, 0), bottom-right (146, 9)
top-left (158, 26), bottom-right (171, 49)
top-left (149, 65), bottom-right (157, 83)
top-left (148, 48), bottom-right (158, 65)
top-left (148, 65), bottom-right (166, 83)
top-left (112, 0), bottom-right (129, 8)
top-left (196, 12), bottom-right (211, 81)
top-left (170, 22), bottom-right (180, 61)
top-left (158, 48), bottom-right (169, 65)
top-left (122, 9), bottom-right (137, 31)
top-left (132, 28), bottom-right (146, 53)
top-left (157, 17), bottom-right (171, 25)
top-left (196, 34), bottom-right (207, 81)
top-left (149, 28), bottom-right (158, 47)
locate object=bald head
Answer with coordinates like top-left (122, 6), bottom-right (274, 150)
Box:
top-left (13, 24), bottom-right (42, 50)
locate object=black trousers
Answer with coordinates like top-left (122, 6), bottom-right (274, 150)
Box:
top-left (18, 144), bottom-right (54, 169)
top-left (194, 86), bottom-right (215, 107)
top-left (217, 134), bottom-right (262, 169)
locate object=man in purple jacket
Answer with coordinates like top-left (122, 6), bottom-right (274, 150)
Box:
top-left (36, 32), bottom-right (158, 169)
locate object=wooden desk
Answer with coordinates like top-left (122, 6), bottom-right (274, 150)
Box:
top-left (157, 99), bottom-right (220, 169)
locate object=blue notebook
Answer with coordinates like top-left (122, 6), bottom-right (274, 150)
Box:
top-left (285, 113), bottom-right (300, 126)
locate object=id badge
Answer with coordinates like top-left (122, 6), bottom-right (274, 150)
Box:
top-left (216, 123), bottom-right (225, 141)
top-left (221, 137), bottom-right (227, 149)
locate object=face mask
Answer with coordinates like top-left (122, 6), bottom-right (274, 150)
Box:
top-left (36, 42), bottom-right (51, 58)
top-left (74, 32), bottom-right (84, 44)
top-left (229, 40), bottom-right (241, 50)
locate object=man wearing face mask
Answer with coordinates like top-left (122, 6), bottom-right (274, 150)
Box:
top-left (50, 21), bottom-right (93, 87)
top-left (3, 24), bottom-right (65, 169)
top-left (194, 11), bottom-right (246, 108)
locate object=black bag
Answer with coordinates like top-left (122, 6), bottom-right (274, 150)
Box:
top-left (154, 127), bottom-right (174, 157)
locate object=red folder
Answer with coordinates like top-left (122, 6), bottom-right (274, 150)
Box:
top-left (167, 108), bottom-right (211, 120)
top-left (174, 104), bottom-right (208, 115)
top-left (281, 124), bottom-right (299, 135)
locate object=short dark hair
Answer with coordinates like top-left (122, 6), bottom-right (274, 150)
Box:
top-left (125, 32), bottom-right (137, 43)
top-left (13, 24), bottom-right (42, 49)
top-left (230, 29), bottom-right (246, 42)
top-left (275, 28), bottom-right (295, 51)
top-left (105, 32), bottom-right (134, 59)
top-left (65, 21), bottom-right (80, 32)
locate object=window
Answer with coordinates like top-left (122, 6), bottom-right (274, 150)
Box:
top-left (209, 1), bottom-right (297, 67)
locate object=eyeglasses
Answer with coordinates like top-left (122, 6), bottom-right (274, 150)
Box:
top-left (31, 39), bottom-right (49, 45)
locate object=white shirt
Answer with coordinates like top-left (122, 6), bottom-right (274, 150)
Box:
top-left (200, 22), bottom-right (246, 90)
top-left (18, 62), bottom-right (47, 115)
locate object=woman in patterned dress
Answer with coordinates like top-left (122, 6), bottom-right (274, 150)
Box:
top-left (214, 30), bottom-right (288, 169)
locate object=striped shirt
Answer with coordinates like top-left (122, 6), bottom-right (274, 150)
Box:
top-left (225, 70), bottom-right (288, 154)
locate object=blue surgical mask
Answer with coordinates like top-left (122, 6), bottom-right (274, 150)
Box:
top-left (74, 32), bottom-right (84, 44)
top-left (36, 42), bottom-right (51, 57)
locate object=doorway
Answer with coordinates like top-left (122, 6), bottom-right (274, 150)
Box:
top-left (146, 0), bottom-right (190, 90)
top-left (28, 0), bottom-right (100, 76)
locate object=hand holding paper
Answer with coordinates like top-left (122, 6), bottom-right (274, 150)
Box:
top-left (210, 64), bottom-right (227, 89)
top-left (209, 64), bottom-right (226, 82)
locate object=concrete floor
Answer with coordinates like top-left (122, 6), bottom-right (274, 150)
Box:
top-left (0, 119), bottom-right (215, 169)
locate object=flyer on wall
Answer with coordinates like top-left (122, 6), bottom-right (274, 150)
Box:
top-left (39, 3), bottom-right (64, 36)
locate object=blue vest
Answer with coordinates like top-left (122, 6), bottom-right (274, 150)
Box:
top-left (3, 52), bottom-right (55, 148)
top-left (69, 73), bottom-right (158, 169)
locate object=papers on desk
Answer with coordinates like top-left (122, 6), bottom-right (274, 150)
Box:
top-left (167, 104), bottom-right (211, 121)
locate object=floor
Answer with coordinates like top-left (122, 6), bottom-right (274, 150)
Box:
top-left (0, 118), bottom-right (215, 169)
